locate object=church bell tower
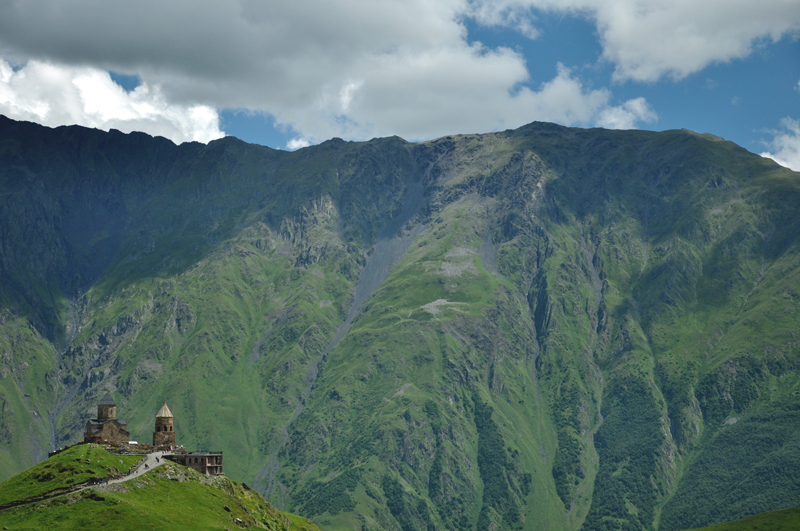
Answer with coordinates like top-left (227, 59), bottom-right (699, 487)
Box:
top-left (97, 392), bottom-right (117, 420)
top-left (153, 402), bottom-right (176, 447)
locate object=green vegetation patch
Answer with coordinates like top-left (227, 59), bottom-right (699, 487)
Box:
top-left (473, 393), bottom-right (525, 531)
top-left (582, 377), bottom-right (663, 531)
top-left (295, 468), bottom-right (361, 517)
top-left (550, 381), bottom-right (585, 507)
top-left (661, 396), bottom-right (800, 531)
top-left (685, 506), bottom-right (800, 531)
top-left (0, 444), bottom-right (142, 506)
top-left (0, 463), bottom-right (319, 531)
top-left (381, 474), bottom-right (436, 531)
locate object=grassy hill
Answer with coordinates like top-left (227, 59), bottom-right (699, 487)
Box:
top-left (0, 443), bottom-right (319, 530)
top-left (1, 115), bottom-right (799, 530)
top-left (0, 444), bottom-right (142, 506)
top-left (685, 506), bottom-right (800, 531)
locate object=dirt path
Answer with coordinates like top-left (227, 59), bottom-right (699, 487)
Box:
top-left (106, 451), bottom-right (173, 485)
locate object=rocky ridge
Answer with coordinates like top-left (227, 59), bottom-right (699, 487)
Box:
top-left (0, 115), bottom-right (799, 530)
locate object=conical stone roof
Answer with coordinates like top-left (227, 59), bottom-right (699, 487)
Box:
top-left (98, 392), bottom-right (116, 406)
top-left (156, 402), bottom-right (173, 418)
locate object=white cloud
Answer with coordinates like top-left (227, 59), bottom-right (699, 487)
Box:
top-left (0, 0), bottom-right (641, 145)
top-left (0, 0), bottom-right (715, 144)
top-left (0, 59), bottom-right (223, 144)
top-left (595, 97), bottom-right (657, 129)
top-left (760, 117), bottom-right (800, 171)
top-left (286, 137), bottom-right (311, 150)
top-left (467, 2), bottom-right (541, 39)
top-left (469, 0), bottom-right (800, 82)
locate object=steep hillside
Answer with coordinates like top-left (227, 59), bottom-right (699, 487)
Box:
top-left (684, 506), bottom-right (800, 531)
top-left (0, 443), bottom-right (319, 530)
top-left (1, 115), bottom-right (799, 531)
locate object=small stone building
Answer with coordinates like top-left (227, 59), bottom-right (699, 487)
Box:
top-left (153, 402), bottom-right (176, 447)
top-left (84, 392), bottom-right (130, 445)
top-left (169, 452), bottom-right (223, 476)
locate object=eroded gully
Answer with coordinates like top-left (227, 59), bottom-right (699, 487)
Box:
top-left (479, 219), bottom-right (548, 465)
top-left (47, 299), bottom-right (79, 453)
top-left (254, 175), bottom-right (427, 503)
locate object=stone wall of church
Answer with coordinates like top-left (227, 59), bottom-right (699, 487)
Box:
top-left (85, 421), bottom-right (129, 445)
top-left (153, 425), bottom-right (176, 447)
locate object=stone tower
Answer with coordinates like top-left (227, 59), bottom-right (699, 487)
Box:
top-left (153, 402), bottom-right (176, 447)
top-left (97, 392), bottom-right (117, 420)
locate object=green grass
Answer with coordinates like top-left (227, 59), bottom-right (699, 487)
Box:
top-left (0, 444), bottom-right (142, 505)
top-left (0, 315), bottom-right (59, 478)
top-left (685, 506), bottom-right (800, 531)
top-left (0, 463), bottom-right (320, 531)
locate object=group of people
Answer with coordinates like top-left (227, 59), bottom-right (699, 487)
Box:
top-left (135, 450), bottom-right (171, 473)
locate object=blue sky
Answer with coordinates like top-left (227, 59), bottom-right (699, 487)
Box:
top-left (465, 13), bottom-right (799, 153)
top-left (217, 11), bottom-right (800, 156)
top-left (0, 1), bottom-right (798, 168)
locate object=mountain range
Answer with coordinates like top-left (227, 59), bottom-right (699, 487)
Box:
top-left (0, 114), bottom-right (799, 531)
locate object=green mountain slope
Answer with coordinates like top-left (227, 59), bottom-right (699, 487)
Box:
top-left (1, 115), bottom-right (799, 531)
top-left (684, 505), bottom-right (800, 531)
top-left (0, 443), bottom-right (318, 530)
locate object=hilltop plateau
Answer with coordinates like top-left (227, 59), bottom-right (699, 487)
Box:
top-left (0, 114), bottom-right (799, 530)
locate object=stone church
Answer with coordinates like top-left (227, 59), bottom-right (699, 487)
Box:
top-left (84, 392), bottom-right (130, 445)
top-left (153, 402), bottom-right (175, 447)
